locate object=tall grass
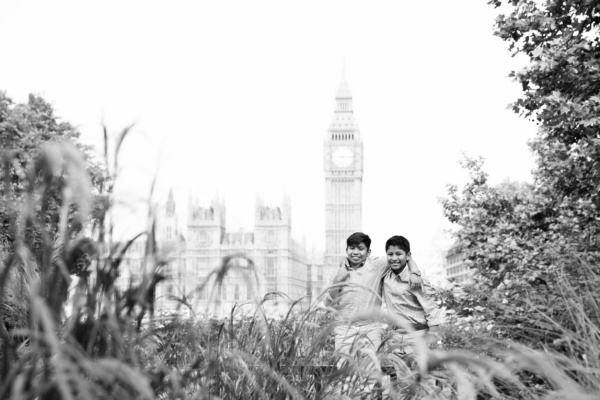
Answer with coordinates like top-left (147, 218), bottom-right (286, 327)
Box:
top-left (1, 137), bottom-right (600, 399)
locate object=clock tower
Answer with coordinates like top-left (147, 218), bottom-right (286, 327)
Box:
top-left (324, 71), bottom-right (363, 276)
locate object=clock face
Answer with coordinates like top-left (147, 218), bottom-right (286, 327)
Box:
top-left (332, 147), bottom-right (354, 168)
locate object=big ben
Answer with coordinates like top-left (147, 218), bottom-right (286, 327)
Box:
top-left (324, 71), bottom-right (363, 276)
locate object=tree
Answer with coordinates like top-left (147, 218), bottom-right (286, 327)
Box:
top-left (490, 0), bottom-right (600, 246)
top-left (446, 0), bottom-right (600, 287)
top-left (0, 91), bottom-right (107, 253)
top-left (0, 91), bottom-right (107, 324)
top-left (440, 1), bottom-right (600, 348)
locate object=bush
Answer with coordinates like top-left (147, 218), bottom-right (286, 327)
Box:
top-left (1, 135), bottom-right (600, 399)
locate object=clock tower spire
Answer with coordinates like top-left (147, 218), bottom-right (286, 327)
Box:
top-left (323, 69), bottom-right (364, 277)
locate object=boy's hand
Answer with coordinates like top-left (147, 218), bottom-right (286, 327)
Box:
top-left (408, 273), bottom-right (423, 290)
top-left (332, 268), bottom-right (350, 284)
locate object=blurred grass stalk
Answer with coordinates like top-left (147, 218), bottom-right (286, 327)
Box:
top-left (0, 130), bottom-right (599, 399)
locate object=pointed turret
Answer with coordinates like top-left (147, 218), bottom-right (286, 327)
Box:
top-left (166, 188), bottom-right (176, 217)
top-left (328, 66), bottom-right (359, 135)
top-left (161, 188), bottom-right (178, 241)
top-left (336, 68), bottom-right (352, 100)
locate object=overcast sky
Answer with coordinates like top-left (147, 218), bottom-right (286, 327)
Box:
top-left (0, 0), bottom-right (537, 276)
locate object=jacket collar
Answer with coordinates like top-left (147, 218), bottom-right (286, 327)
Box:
top-left (388, 265), bottom-right (410, 282)
top-left (344, 257), bottom-right (371, 271)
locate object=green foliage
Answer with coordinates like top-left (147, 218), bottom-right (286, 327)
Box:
top-left (0, 91), bottom-right (105, 199)
top-left (440, 153), bottom-right (600, 363)
top-left (436, 259), bottom-right (600, 395)
top-left (441, 0), bottom-right (600, 339)
top-left (0, 91), bottom-right (108, 264)
top-left (491, 0), bottom-right (600, 142)
top-left (489, 0), bottom-right (600, 244)
top-left (438, 1), bottom-right (600, 395)
top-left (443, 157), bottom-right (546, 288)
top-left (1, 137), bottom-right (600, 399)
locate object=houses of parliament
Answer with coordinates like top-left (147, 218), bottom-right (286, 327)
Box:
top-left (119, 72), bottom-right (365, 317)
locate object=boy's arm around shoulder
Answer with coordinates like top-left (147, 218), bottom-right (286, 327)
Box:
top-left (374, 255), bottom-right (422, 289)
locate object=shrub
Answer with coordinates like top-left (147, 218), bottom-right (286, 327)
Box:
top-left (1, 136), bottom-right (600, 399)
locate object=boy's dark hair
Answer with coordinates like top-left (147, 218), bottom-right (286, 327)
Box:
top-left (346, 232), bottom-right (371, 250)
top-left (385, 235), bottom-right (410, 253)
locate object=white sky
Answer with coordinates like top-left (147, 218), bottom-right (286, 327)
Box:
top-left (0, 0), bottom-right (537, 276)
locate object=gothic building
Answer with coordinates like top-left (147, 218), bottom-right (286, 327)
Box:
top-left (118, 192), bottom-right (315, 317)
top-left (118, 71), bottom-right (363, 317)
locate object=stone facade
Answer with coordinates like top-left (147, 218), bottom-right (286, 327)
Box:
top-left (117, 192), bottom-right (322, 318)
top-left (117, 71), bottom-right (362, 317)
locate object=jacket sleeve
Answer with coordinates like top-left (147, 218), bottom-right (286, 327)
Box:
top-left (413, 282), bottom-right (445, 327)
top-left (325, 262), bottom-right (348, 305)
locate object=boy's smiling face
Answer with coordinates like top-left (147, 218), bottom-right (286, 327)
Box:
top-left (346, 242), bottom-right (370, 267)
top-left (386, 245), bottom-right (410, 272)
